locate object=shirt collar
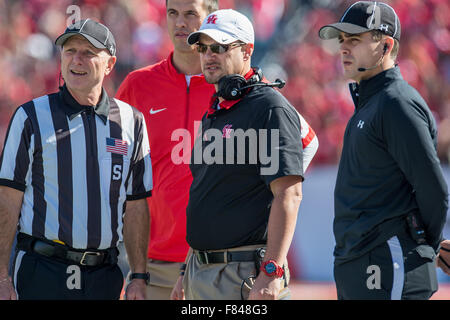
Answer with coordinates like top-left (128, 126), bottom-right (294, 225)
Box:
top-left (58, 84), bottom-right (109, 124)
top-left (349, 66), bottom-right (403, 109)
top-left (207, 68), bottom-right (256, 116)
top-left (168, 51), bottom-right (204, 83)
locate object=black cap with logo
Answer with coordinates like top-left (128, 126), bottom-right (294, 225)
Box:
top-left (319, 1), bottom-right (401, 41)
top-left (55, 18), bottom-right (116, 56)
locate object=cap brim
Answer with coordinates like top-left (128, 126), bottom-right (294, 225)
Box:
top-left (55, 32), bottom-right (107, 51)
top-left (187, 29), bottom-right (239, 45)
top-left (319, 22), bottom-right (371, 39)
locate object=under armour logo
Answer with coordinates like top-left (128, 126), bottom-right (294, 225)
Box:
top-left (357, 120), bottom-right (365, 129)
top-left (379, 24), bottom-right (389, 32)
top-left (207, 14), bottom-right (218, 24)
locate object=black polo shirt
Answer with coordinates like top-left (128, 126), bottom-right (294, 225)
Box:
top-left (186, 86), bottom-right (304, 250)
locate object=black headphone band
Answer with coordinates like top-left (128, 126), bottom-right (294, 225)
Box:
top-left (215, 67), bottom-right (285, 100)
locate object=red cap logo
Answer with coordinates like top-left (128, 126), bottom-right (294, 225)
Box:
top-left (207, 14), bottom-right (218, 24)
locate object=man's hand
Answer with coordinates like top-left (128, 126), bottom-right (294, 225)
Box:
top-left (170, 276), bottom-right (185, 300)
top-left (0, 277), bottom-right (17, 300)
top-left (125, 279), bottom-right (146, 300)
top-left (247, 175), bottom-right (301, 300)
top-left (247, 273), bottom-right (281, 300)
top-left (437, 240), bottom-right (450, 275)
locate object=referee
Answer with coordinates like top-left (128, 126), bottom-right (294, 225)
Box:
top-left (0, 19), bottom-right (152, 300)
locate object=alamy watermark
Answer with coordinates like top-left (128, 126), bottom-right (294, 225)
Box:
top-left (366, 265), bottom-right (381, 290)
top-left (66, 265), bottom-right (81, 290)
top-left (171, 121), bottom-right (280, 175)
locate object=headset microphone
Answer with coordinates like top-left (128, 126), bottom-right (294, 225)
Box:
top-left (357, 65), bottom-right (378, 72)
top-left (358, 44), bottom-right (388, 72)
top-left (219, 79), bottom-right (286, 100)
top-left (239, 78), bottom-right (286, 92)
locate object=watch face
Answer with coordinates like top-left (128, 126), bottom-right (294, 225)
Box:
top-left (265, 262), bottom-right (276, 274)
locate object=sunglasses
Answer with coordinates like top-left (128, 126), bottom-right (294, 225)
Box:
top-left (196, 42), bottom-right (244, 54)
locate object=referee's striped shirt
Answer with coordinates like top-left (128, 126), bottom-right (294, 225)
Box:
top-left (0, 85), bottom-right (152, 250)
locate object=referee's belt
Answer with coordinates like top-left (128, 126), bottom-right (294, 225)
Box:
top-left (194, 249), bottom-right (260, 264)
top-left (16, 233), bottom-right (118, 267)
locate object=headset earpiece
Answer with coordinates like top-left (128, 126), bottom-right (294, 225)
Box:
top-left (216, 67), bottom-right (263, 100)
top-left (216, 74), bottom-right (248, 100)
top-left (358, 43), bottom-right (390, 72)
top-left (215, 67), bottom-right (285, 100)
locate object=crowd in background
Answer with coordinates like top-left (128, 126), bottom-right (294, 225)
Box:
top-left (0, 0), bottom-right (449, 165)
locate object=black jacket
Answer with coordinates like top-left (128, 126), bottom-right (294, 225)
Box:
top-left (334, 66), bottom-right (448, 264)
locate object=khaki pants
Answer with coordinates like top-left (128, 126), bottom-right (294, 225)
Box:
top-left (126, 259), bottom-right (183, 300)
top-left (183, 245), bottom-right (290, 300)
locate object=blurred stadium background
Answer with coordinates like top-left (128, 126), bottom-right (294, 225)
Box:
top-left (1, 0), bottom-right (449, 299)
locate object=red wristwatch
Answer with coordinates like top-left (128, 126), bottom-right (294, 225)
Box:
top-left (260, 259), bottom-right (284, 278)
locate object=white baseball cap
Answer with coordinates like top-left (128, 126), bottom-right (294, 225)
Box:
top-left (187, 9), bottom-right (254, 45)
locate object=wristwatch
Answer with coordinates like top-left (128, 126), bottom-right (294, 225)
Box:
top-left (129, 272), bottom-right (150, 285)
top-left (260, 260), bottom-right (284, 278)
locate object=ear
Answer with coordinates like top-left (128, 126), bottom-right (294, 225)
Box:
top-left (105, 55), bottom-right (117, 76)
top-left (382, 37), bottom-right (395, 55)
top-left (242, 43), bottom-right (254, 61)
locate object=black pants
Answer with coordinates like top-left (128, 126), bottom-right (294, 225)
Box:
top-left (12, 250), bottom-right (124, 300)
top-left (334, 230), bottom-right (438, 300)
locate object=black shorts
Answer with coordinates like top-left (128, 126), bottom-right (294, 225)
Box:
top-left (12, 249), bottom-right (124, 300)
top-left (334, 229), bottom-right (438, 300)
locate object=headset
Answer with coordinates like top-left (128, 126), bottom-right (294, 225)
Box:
top-left (358, 43), bottom-right (389, 72)
top-left (215, 67), bottom-right (286, 100)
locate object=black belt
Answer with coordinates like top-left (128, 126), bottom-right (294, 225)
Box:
top-left (16, 233), bottom-right (118, 267)
top-left (195, 249), bottom-right (261, 264)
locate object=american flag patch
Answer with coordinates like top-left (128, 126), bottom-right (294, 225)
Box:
top-left (106, 137), bottom-right (128, 156)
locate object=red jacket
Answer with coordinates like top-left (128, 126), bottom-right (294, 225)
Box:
top-left (116, 52), bottom-right (216, 261)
